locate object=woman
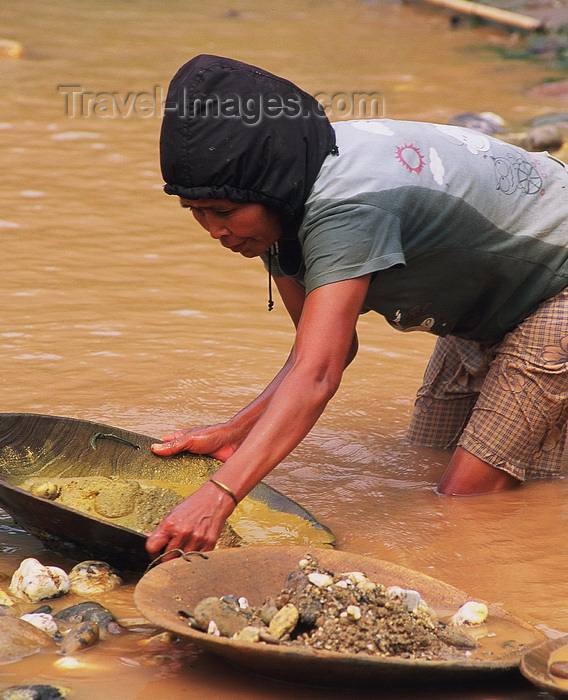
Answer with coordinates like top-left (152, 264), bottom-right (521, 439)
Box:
top-left (146, 54), bottom-right (568, 560)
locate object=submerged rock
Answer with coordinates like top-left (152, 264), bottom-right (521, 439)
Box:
top-left (448, 112), bottom-right (505, 134)
top-left (530, 113), bottom-right (568, 127)
top-left (68, 560), bottom-right (122, 595)
top-left (549, 660), bottom-right (568, 678)
top-left (54, 601), bottom-right (124, 636)
top-left (59, 620), bottom-right (99, 654)
top-left (0, 685), bottom-right (69, 699)
top-left (502, 124), bottom-right (567, 152)
top-left (0, 617), bottom-right (52, 665)
top-left (435, 624), bottom-right (478, 649)
top-left (19, 612), bottom-right (59, 638)
top-left (522, 124), bottom-right (565, 151)
top-left (0, 39), bottom-right (26, 60)
top-left (9, 559), bottom-right (70, 603)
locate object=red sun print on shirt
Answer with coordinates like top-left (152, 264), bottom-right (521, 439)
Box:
top-left (395, 143), bottom-right (426, 173)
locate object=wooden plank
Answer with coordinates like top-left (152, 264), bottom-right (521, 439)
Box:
top-left (419, 0), bottom-right (545, 31)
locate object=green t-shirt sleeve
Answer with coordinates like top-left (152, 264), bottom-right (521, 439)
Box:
top-left (300, 202), bottom-right (406, 294)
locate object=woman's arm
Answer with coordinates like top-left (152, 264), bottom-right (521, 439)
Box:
top-left (146, 274), bottom-right (371, 558)
top-left (150, 276), bottom-right (359, 460)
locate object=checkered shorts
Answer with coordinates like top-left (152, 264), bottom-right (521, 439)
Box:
top-left (406, 287), bottom-right (568, 481)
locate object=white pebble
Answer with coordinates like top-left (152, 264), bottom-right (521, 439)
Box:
top-left (308, 572), bottom-right (333, 588)
top-left (207, 620), bottom-right (220, 636)
top-left (449, 601), bottom-right (488, 626)
top-left (9, 558), bottom-right (70, 602)
top-left (20, 612), bottom-right (59, 637)
top-left (387, 586), bottom-right (422, 612)
top-left (341, 571), bottom-right (367, 584)
top-left (347, 605), bottom-right (361, 620)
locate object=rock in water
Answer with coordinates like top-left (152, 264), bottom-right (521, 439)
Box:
top-left (59, 621), bottom-right (99, 654)
top-left (447, 112), bottom-right (505, 134)
top-left (0, 39), bottom-right (26, 60)
top-left (0, 685), bottom-right (69, 699)
top-left (53, 601), bottom-right (124, 636)
top-left (0, 617), bottom-right (52, 664)
top-left (68, 561), bottom-right (122, 595)
top-left (9, 559), bottom-right (70, 603)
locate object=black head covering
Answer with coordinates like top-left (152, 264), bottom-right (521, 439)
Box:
top-left (160, 54), bottom-right (337, 231)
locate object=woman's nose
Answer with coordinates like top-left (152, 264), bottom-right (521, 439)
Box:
top-left (206, 216), bottom-right (228, 240)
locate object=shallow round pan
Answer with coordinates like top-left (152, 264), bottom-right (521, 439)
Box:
top-left (520, 635), bottom-right (568, 697)
top-left (134, 546), bottom-right (546, 688)
top-left (0, 413), bottom-right (334, 571)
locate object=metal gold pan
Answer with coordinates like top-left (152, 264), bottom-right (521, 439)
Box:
top-left (134, 546), bottom-right (546, 689)
top-left (0, 413), bottom-right (334, 572)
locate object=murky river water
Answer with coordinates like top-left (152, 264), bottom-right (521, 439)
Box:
top-left (1, 0), bottom-right (568, 697)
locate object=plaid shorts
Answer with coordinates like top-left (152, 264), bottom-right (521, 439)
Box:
top-left (406, 287), bottom-right (568, 481)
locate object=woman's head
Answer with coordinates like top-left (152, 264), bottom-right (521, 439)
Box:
top-left (159, 54), bottom-right (337, 232)
top-left (179, 197), bottom-right (283, 258)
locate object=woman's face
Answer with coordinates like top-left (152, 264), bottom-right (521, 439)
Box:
top-left (180, 198), bottom-right (283, 258)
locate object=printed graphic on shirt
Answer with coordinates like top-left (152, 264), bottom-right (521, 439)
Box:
top-left (429, 147), bottom-right (445, 185)
top-left (434, 124), bottom-right (491, 155)
top-left (351, 120), bottom-right (395, 136)
top-left (395, 144), bottom-right (426, 173)
top-left (490, 153), bottom-right (544, 196)
top-left (390, 305), bottom-right (437, 333)
top-left (294, 119), bottom-right (568, 341)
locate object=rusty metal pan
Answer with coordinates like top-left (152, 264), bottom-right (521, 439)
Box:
top-left (520, 635), bottom-right (568, 697)
top-left (0, 413), bottom-right (334, 572)
top-left (134, 545), bottom-right (546, 688)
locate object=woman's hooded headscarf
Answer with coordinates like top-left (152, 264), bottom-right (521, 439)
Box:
top-left (160, 54), bottom-right (337, 233)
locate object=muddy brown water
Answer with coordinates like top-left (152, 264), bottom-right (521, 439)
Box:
top-left (1, 0), bottom-right (568, 697)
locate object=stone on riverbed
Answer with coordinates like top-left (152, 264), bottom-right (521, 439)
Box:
top-left (9, 559), bottom-right (70, 603)
top-left (0, 617), bottom-right (53, 665)
top-left (0, 39), bottom-right (26, 60)
top-left (447, 111), bottom-right (505, 134)
top-left (68, 560), bottom-right (122, 595)
top-left (59, 620), bottom-right (100, 655)
top-left (0, 685), bottom-right (70, 699)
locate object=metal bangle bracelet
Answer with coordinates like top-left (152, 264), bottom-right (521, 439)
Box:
top-left (209, 478), bottom-right (239, 506)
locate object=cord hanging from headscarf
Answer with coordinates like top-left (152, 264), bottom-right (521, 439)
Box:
top-left (267, 244), bottom-right (276, 311)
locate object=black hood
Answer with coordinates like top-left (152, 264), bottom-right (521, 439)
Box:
top-left (160, 54), bottom-right (337, 230)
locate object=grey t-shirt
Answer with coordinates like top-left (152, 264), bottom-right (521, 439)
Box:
top-left (264, 119), bottom-right (568, 342)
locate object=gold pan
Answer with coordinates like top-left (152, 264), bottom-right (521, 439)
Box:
top-left (0, 413), bottom-right (334, 572)
top-left (134, 545), bottom-right (546, 688)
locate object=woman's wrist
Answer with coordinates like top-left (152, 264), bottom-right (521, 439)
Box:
top-left (208, 478), bottom-right (239, 506)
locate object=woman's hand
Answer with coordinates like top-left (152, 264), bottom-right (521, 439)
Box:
top-left (151, 424), bottom-right (238, 461)
top-left (145, 480), bottom-right (236, 561)
top-left (147, 275), bottom-right (371, 558)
